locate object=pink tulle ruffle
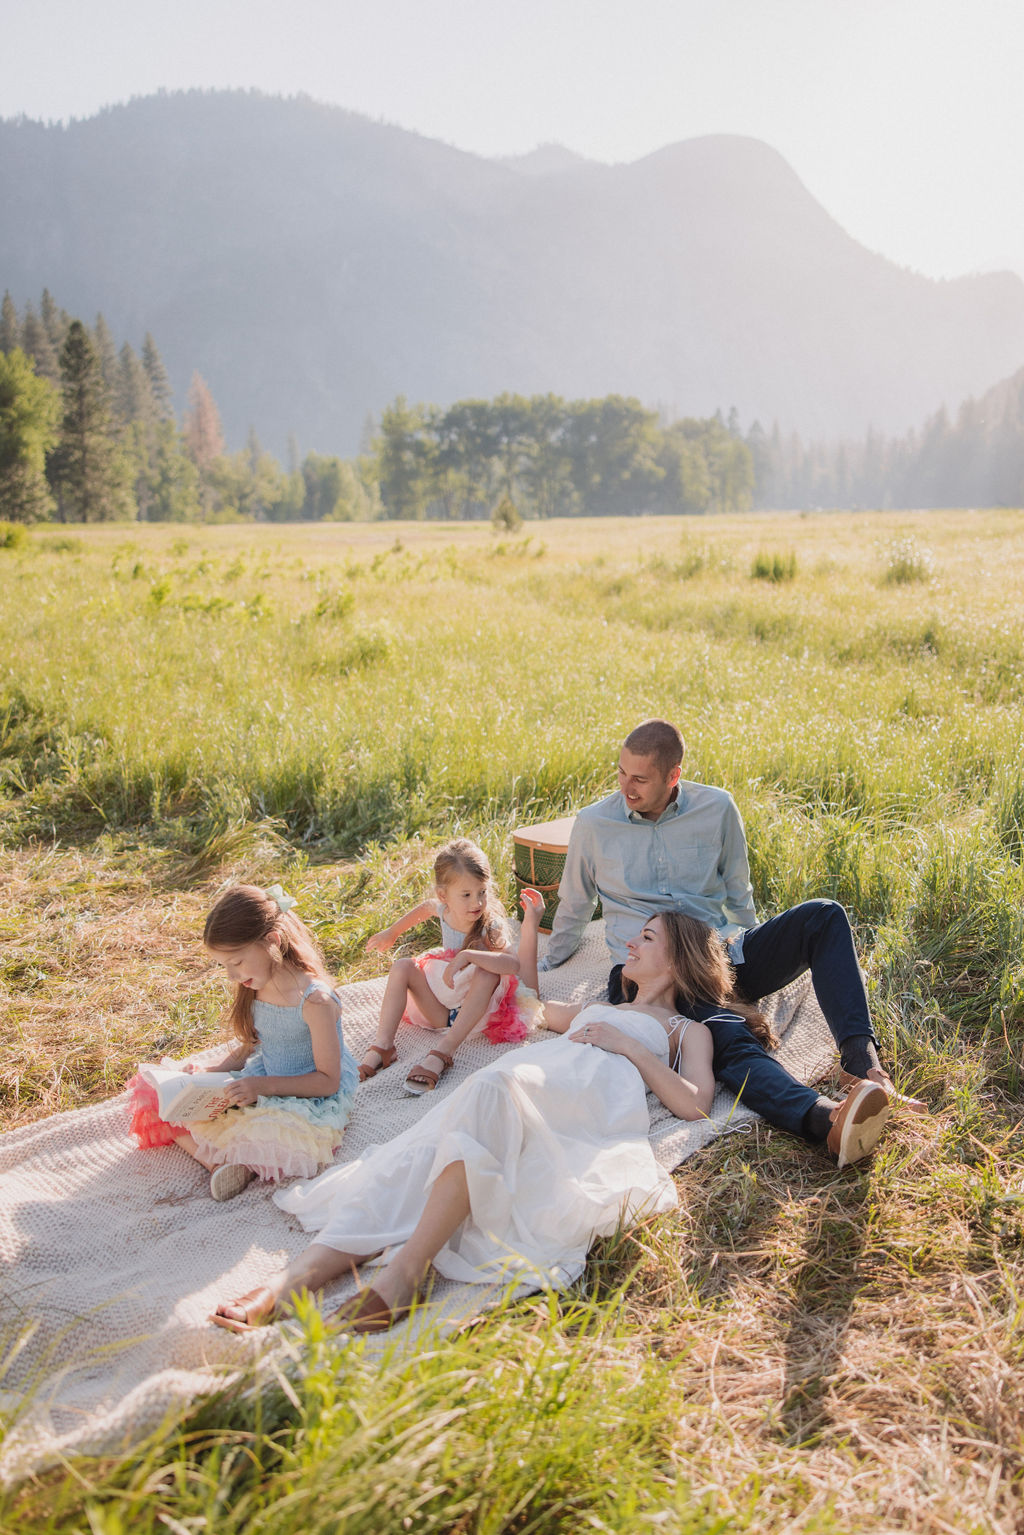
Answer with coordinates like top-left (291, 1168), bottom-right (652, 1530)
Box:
top-left (482, 973), bottom-right (531, 1044)
top-left (404, 950), bottom-right (540, 1043)
top-left (126, 1073), bottom-right (184, 1148)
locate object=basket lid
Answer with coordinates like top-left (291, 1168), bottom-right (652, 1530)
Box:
top-left (512, 815), bottom-right (577, 848)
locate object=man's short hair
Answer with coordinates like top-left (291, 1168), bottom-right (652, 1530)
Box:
top-left (622, 719), bottom-right (684, 775)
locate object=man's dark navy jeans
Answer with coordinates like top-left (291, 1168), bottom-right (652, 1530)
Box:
top-left (608, 900), bottom-right (874, 1138)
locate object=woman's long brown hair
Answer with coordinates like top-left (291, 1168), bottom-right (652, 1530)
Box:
top-left (204, 884), bottom-right (329, 1049)
top-left (623, 911), bottom-right (779, 1050)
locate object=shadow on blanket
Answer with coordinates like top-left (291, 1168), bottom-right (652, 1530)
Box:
top-left (0, 921), bottom-right (834, 1480)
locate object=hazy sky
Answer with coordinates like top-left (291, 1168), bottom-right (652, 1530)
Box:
top-left (3, 0), bottom-right (1022, 282)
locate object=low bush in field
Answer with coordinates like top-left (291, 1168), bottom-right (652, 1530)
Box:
top-left (750, 547), bottom-right (797, 581)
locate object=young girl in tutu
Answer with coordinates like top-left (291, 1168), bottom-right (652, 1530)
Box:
top-left (127, 884), bottom-right (359, 1201)
top-left (359, 838), bottom-right (543, 1095)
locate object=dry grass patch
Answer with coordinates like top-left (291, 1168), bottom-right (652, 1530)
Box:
top-left (0, 841), bottom-right (212, 1127)
top-left (583, 1125), bottom-right (1024, 1532)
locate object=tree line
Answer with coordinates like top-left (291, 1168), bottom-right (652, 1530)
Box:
top-left (373, 394), bottom-right (754, 519)
top-left (4, 288), bottom-right (1022, 523)
top-left (743, 374), bottom-right (1024, 511)
top-left (0, 291), bottom-right (378, 523)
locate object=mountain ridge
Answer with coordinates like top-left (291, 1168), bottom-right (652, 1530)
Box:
top-left (2, 89), bottom-right (1022, 456)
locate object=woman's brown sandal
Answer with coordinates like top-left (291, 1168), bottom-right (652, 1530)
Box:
top-left (209, 1286), bottom-right (278, 1333)
top-left (329, 1285), bottom-right (413, 1335)
top-left (359, 1043), bottom-right (398, 1082)
top-left (404, 1049), bottom-right (454, 1097)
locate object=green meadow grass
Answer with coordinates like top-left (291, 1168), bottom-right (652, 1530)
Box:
top-left (2, 509), bottom-right (1024, 1531)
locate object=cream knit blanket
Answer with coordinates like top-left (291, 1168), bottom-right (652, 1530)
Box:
top-left (0, 922), bottom-right (833, 1480)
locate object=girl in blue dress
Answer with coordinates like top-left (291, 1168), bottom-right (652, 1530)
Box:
top-left (128, 884), bottom-right (358, 1201)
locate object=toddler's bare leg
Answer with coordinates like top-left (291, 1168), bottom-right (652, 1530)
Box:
top-left (437, 966), bottom-right (501, 1054)
top-left (174, 1130), bottom-right (218, 1172)
top-left (360, 957), bottom-right (450, 1075)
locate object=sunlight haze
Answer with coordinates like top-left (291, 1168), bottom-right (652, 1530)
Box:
top-left (2, 0), bottom-right (1022, 282)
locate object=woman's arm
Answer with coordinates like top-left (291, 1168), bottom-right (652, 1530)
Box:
top-left (538, 1000), bottom-right (582, 1034)
top-left (365, 899), bottom-right (438, 953)
top-left (567, 1016), bottom-right (715, 1120)
top-left (516, 888), bottom-right (543, 992)
top-left (223, 995), bottom-right (342, 1103)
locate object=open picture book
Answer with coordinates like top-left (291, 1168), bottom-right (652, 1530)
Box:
top-left (137, 1063), bottom-right (239, 1124)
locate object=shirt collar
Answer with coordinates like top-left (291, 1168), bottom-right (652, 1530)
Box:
top-left (624, 784), bottom-right (682, 825)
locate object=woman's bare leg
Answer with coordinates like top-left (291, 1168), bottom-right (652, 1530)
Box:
top-left (212, 1241), bottom-right (380, 1328)
top-left (330, 1161), bottom-right (472, 1318)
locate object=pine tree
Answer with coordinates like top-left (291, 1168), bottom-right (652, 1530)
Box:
top-left (114, 342), bottom-right (155, 427)
top-left (51, 320), bottom-right (132, 521)
top-left (113, 343), bottom-right (159, 518)
top-left (142, 333), bottom-right (174, 421)
top-left (183, 372), bottom-right (224, 467)
top-left (92, 314), bottom-right (119, 392)
top-left (0, 291), bottom-right (19, 354)
top-left (147, 421), bottom-right (201, 521)
top-left (40, 288), bottom-right (68, 351)
top-left (0, 347), bottom-right (61, 521)
top-left (183, 371), bottom-right (225, 516)
top-left (20, 304), bottom-right (60, 384)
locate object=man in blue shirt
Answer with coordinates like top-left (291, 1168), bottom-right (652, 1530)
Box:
top-left (541, 719), bottom-right (925, 1161)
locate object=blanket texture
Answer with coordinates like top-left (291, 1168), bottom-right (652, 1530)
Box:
top-left (0, 922), bottom-right (834, 1479)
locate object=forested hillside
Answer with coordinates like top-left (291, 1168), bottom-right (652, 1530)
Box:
top-left (0, 292), bottom-right (754, 521)
top-left (3, 90), bottom-right (1024, 456)
top-left (4, 288), bottom-right (1023, 521)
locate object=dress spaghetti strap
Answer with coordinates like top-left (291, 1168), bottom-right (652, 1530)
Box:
top-left (666, 1014), bottom-right (694, 1076)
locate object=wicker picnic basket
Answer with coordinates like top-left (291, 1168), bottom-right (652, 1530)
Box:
top-left (512, 816), bottom-right (579, 933)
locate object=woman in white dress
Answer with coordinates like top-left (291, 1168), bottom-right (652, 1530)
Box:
top-left (211, 911), bottom-right (764, 1335)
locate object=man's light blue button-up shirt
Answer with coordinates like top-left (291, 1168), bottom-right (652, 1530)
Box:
top-left (538, 780), bottom-right (758, 970)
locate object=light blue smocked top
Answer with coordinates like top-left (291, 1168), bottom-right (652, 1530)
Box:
top-left (240, 978), bottom-right (355, 1084)
top-left (439, 909), bottom-right (466, 951)
top-left (436, 901), bottom-right (509, 953)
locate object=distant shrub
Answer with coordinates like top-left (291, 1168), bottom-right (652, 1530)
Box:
top-left (0, 521), bottom-right (27, 549)
top-left (647, 546), bottom-right (710, 579)
top-left (750, 549), bottom-right (797, 582)
top-left (490, 535), bottom-right (535, 559)
top-left (313, 589), bottom-right (356, 621)
top-left (882, 537), bottom-right (934, 585)
top-left (491, 496), bottom-right (522, 534)
top-left (677, 545), bottom-right (710, 578)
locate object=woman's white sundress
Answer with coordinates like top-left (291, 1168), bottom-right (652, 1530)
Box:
top-left (273, 1004), bottom-right (681, 1290)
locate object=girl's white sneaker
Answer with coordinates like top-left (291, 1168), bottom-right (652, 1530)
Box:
top-left (210, 1164), bottom-right (256, 1201)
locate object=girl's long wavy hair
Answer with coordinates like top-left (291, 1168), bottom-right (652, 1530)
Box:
top-left (622, 910), bottom-right (779, 1050)
top-left (433, 838), bottom-right (508, 953)
top-left (204, 884), bottom-right (329, 1049)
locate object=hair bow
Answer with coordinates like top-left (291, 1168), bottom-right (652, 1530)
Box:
top-left (264, 883), bottom-right (297, 915)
